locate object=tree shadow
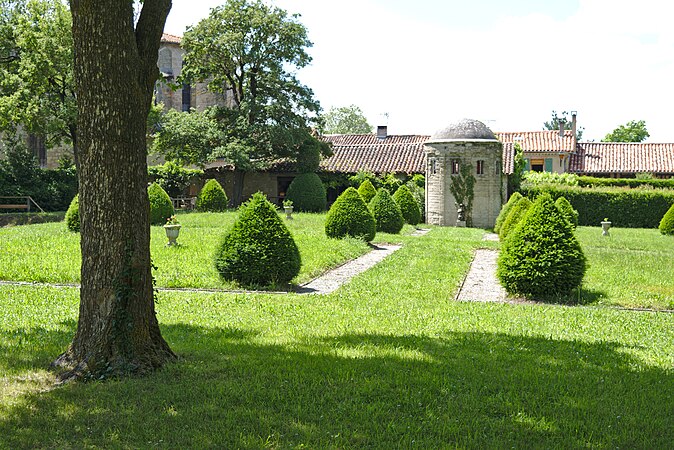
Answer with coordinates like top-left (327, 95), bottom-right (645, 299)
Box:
top-left (1, 324), bottom-right (672, 448)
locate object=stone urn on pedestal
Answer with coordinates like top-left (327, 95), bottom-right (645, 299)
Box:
top-left (601, 218), bottom-right (611, 236)
top-left (164, 215), bottom-right (181, 246)
top-left (283, 200), bottom-right (294, 219)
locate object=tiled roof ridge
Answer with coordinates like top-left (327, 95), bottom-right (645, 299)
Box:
top-left (161, 32), bottom-right (182, 43)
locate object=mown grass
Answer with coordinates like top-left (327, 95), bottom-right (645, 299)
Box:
top-left (0, 211), bottom-right (414, 289)
top-left (575, 226), bottom-right (674, 310)
top-left (1, 227), bottom-right (672, 448)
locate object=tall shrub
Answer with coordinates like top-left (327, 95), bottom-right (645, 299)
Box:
top-left (65, 194), bottom-right (80, 232)
top-left (285, 173), bottom-right (327, 212)
top-left (392, 185), bottom-right (421, 225)
top-left (659, 203), bottom-right (674, 235)
top-left (357, 179), bottom-right (377, 204)
top-left (499, 197), bottom-right (532, 240)
top-left (196, 179), bottom-right (228, 212)
top-left (148, 182), bottom-right (174, 225)
top-left (214, 192), bottom-right (301, 286)
top-left (494, 192), bottom-right (523, 234)
top-left (325, 187), bottom-right (376, 242)
top-left (369, 188), bottom-right (404, 234)
top-left (555, 196), bottom-right (579, 229)
top-left (497, 194), bottom-right (586, 299)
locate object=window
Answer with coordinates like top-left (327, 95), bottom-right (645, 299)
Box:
top-left (181, 83), bottom-right (192, 112)
top-left (530, 158), bottom-right (544, 172)
top-left (429, 157), bottom-right (437, 175)
top-left (476, 160), bottom-right (485, 175)
top-left (451, 159), bottom-right (460, 175)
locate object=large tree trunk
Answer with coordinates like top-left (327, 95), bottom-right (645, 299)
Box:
top-left (54, 0), bottom-right (175, 380)
top-left (232, 169), bottom-right (246, 206)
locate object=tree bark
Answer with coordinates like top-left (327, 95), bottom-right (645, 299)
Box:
top-left (54, 0), bottom-right (175, 380)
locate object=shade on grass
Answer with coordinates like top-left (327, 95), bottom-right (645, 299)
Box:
top-left (0, 225), bottom-right (672, 448)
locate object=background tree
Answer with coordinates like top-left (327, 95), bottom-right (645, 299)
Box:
top-left (602, 120), bottom-right (649, 142)
top-left (322, 105), bottom-right (372, 134)
top-left (150, 108), bottom-right (222, 166)
top-left (0, 0), bottom-right (77, 156)
top-left (179, 0), bottom-right (323, 205)
top-left (543, 110), bottom-right (584, 140)
top-left (53, 0), bottom-right (175, 380)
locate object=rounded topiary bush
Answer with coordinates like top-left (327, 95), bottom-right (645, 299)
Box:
top-left (494, 192), bottom-right (523, 234)
top-left (285, 173), bottom-right (327, 212)
top-left (357, 180), bottom-right (377, 204)
top-left (659, 203), bottom-right (674, 235)
top-left (497, 194), bottom-right (586, 299)
top-left (369, 188), bottom-right (404, 234)
top-left (148, 182), bottom-right (174, 225)
top-left (214, 192), bottom-right (300, 286)
top-left (196, 178), bottom-right (228, 212)
top-left (555, 196), bottom-right (579, 229)
top-left (325, 187), bottom-right (376, 242)
top-left (65, 194), bottom-right (80, 232)
top-left (393, 185), bottom-right (421, 225)
top-left (499, 197), bottom-right (532, 240)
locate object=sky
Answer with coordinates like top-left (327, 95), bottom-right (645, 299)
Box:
top-left (164, 0), bottom-right (674, 142)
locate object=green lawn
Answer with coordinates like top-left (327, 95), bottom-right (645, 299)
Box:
top-left (0, 224), bottom-right (673, 448)
top-left (576, 226), bottom-right (674, 310)
top-left (0, 211), bottom-right (414, 290)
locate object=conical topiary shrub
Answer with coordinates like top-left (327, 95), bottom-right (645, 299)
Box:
top-left (659, 202), bottom-right (674, 235)
top-left (498, 196), bottom-right (532, 240)
top-left (196, 179), bottom-right (228, 212)
top-left (357, 179), bottom-right (377, 204)
top-left (497, 193), bottom-right (586, 299)
top-left (494, 192), bottom-right (523, 234)
top-left (325, 187), bottom-right (376, 242)
top-left (369, 188), bottom-right (404, 234)
top-left (555, 196), bottom-right (579, 229)
top-left (65, 194), bottom-right (80, 232)
top-left (214, 192), bottom-right (301, 286)
top-left (393, 185), bottom-right (421, 225)
top-left (285, 173), bottom-right (327, 212)
top-left (148, 182), bottom-right (174, 225)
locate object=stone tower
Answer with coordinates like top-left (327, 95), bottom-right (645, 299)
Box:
top-left (425, 119), bottom-right (504, 228)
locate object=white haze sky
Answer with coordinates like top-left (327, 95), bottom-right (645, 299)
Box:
top-left (165, 0), bottom-right (674, 142)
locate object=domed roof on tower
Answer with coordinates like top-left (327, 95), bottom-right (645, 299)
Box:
top-left (428, 119), bottom-right (496, 142)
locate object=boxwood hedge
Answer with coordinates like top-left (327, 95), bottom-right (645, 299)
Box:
top-left (148, 182), bottom-right (174, 225)
top-left (521, 185), bottom-right (674, 228)
top-left (659, 203), bottom-right (674, 235)
top-left (214, 192), bottom-right (300, 286)
top-left (494, 192), bottom-right (523, 234)
top-left (285, 173), bottom-right (327, 212)
top-left (65, 194), bottom-right (80, 232)
top-left (325, 187), bottom-right (376, 242)
top-left (393, 185), bottom-right (421, 225)
top-left (369, 188), bottom-right (404, 234)
top-left (196, 179), bottom-right (228, 212)
top-left (357, 180), bottom-right (377, 204)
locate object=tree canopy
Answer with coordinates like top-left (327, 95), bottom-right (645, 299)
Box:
top-left (543, 110), bottom-right (584, 140)
top-left (602, 120), bottom-right (649, 143)
top-left (322, 105), bottom-right (372, 134)
top-left (0, 0), bottom-right (76, 152)
top-left (179, 0), bottom-right (322, 164)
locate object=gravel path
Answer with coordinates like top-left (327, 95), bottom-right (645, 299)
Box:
top-left (455, 248), bottom-right (509, 303)
top-left (297, 244), bottom-right (402, 295)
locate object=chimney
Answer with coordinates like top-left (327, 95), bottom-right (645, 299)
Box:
top-left (559, 120), bottom-right (565, 137)
top-left (377, 125), bottom-right (387, 140)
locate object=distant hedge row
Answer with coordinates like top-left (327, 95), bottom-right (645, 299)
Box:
top-left (577, 175), bottom-right (674, 189)
top-left (521, 185), bottom-right (674, 228)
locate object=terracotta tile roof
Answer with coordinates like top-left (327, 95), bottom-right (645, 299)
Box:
top-left (161, 33), bottom-right (182, 44)
top-left (319, 134), bottom-right (428, 174)
top-left (570, 142), bottom-right (674, 174)
top-left (495, 130), bottom-right (575, 153)
top-left (501, 143), bottom-right (515, 175)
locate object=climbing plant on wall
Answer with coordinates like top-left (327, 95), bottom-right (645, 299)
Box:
top-left (449, 161), bottom-right (476, 226)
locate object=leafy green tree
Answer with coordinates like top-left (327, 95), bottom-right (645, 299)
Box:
top-left (0, 0), bottom-right (77, 155)
top-left (179, 0), bottom-right (323, 205)
top-left (322, 105), bottom-right (372, 134)
top-left (150, 109), bottom-right (222, 166)
top-left (53, 0), bottom-right (175, 379)
top-left (602, 120), bottom-right (649, 143)
top-left (544, 110), bottom-right (584, 140)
